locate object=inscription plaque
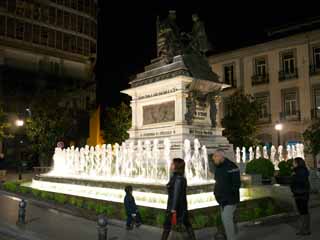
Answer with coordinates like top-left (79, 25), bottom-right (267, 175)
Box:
top-left (143, 101), bottom-right (175, 125)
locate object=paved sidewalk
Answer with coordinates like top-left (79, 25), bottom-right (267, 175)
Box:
top-left (0, 192), bottom-right (320, 240)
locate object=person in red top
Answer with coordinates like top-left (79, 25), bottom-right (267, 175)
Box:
top-left (161, 158), bottom-right (196, 240)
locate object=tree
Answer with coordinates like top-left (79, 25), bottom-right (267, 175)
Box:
top-left (0, 103), bottom-right (11, 141)
top-left (25, 93), bottom-right (83, 166)
top-left (221, 91), bottom-right (260, 148)
top-left (303, 120), bottom-right (320, 167)
top-left (102, 102), bottom-right (131, 144)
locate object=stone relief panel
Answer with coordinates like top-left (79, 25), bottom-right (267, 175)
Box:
top-left (143, 101), bottom-right (175, 125)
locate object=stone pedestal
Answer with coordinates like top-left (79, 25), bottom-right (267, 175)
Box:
top-left (122, 55), bottom-right (234, 161)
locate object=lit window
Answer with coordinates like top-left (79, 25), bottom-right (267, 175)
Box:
top-left (255, 58), bottom-right (267, 76)
top-left (282, 52), bottom-right (296, 74)
top-left (315, 88), bottom-right (320, 110)
top-left (256, 95), bottom-right (270, 119)
top-left (284, 91), bottom-right (298, 116)
top-left (314, 47), bottom-right (320, 69)
top-left (223, 64), bottom-right (236, 87)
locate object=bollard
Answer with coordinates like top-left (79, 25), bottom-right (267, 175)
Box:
top-left (17, 199), bottom-right (27, 225)
top-left (97, 214), bottom-right (108, 240)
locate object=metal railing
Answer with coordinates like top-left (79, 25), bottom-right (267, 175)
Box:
top-left (279, 68), bottom-right (298, 81)
top-left (310, 64), bottom-right (320, 75)
top-left (252, 74), bottom-right (269, 85)
top-left (280, 111), bottom-right (301, 121)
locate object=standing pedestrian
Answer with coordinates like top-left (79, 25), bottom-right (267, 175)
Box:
top-left (212, 149), bottom-right (241, 240)
top-left (161, 158), bottom-right (196, 240)
top-left (290, 157), bottom-right (311, 236)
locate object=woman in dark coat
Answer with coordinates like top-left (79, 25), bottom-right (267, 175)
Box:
top-left (290, 157), bottom-right (311, 236)
top-left (161, 158), bottom-right (196, 240)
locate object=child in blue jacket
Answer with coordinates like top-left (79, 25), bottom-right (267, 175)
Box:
top-left (124, 186), bottom-right (142, 230)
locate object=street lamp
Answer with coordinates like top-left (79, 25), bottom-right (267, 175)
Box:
top-left (15, 118), bottom-right (24, 180)
top-left (275, 122), bottom-right (283, 146)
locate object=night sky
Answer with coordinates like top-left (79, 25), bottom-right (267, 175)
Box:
top-left (96, 1), bottom-right (319, 108)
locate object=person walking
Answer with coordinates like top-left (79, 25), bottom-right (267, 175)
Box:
top-left (290, 157), bottom-right (311, 236)
top-left (124, 185), bottom-right (142, 230)
top-left (161, 158), bottom-right (196, 240)
top-left (212, 149), bottom-right (241, 240)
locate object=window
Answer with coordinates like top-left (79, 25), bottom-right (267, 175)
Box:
top-left (255, 57), bottom-right (267, 76)
top-left (57, 0), bottom-right (63, 5)
top-left (78, 0), bottom-right (84, 11)
top-left (56, 31), bottom-right (63, 49)
top-left (63, 33), bottom-right (70, 51)
top-left (256, 94), bottom-right (270, 120)
top-left (313, 47), bottom-right (320, 69)
top-left (282, 51), bottom-right (296, 74)
top-left (0, 0), bottom-right (7, 10)
top-left (24, 22), bottom-right (32, 42)
top-left (15, 20), bottom-right (24, 40)
top-left (84, 18), bottom-right (90, 35)
top-left (16, 0), bottom-right (25, 17)
top-left (91, 21), bottom-right (96, 38)
top-left (315, 88), bottom-right (320, 110)
top-left (91, 41), bottom-right (96, 54)
top-left (33, 3), bottom-right (41, 20)
top-left (48, 29), bottom-right (55, 48)
top-left (77, 16), bottom-right (83, 33)
top-left (283, 91), bottom-right (298, 116)
top-left (57, 10), bottom-right (63, 27)
top-left (7, 0), bottom-right (16, 13)
top-left (64, 0), bottom-right (71, 8)
top-left (70, 14), bottom-right (77, 31)
top-left (49, 7), bottom-right (56, 25)
top-left (0, 15), bottom-right (5, 36)
top-left (24, 2), bottom-right (32, 18)
top-left (223, 64), bottom-right (236, 87)
top-left (76, 37), bottom-right (83, 54)
top-left (70, 35), bottom-right (76, 53)
top-left (83, 38), bottom-right (89, 56)
top-left (71, 0), bottom-right (77, 9)
top-left (84, 0), bottom-right (90, 14)
top-left (41, 27), bottom-right (49, 46)
top-left (32, 24), bottom-right (40, 44)
top-left (7, 17), bottom-right (15, 38)
top-left (41, 7), bottom-right (49, 23)
top-left (64, 12), bottom-right (70, 29)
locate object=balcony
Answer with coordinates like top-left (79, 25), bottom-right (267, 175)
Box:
top-left (257, 114), bottom-right (271, 124)
top-left (279, 68), bottom-right (298, 81)
top-left (310, 64), bottom-right (320, 76)
top-left (280, 111), bottom-right (301, 121)
top-left (311, 108), bottom-right (320, 119)
top-left (252, 74), bottom-right (269, 86)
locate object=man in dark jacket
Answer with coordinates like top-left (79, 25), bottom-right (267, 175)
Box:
top-left (212, 149), bottom-right (241, 240)
top-left (124, 186), bottom-right (142, 230)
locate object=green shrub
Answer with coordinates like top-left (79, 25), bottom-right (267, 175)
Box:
top-left (155, 212), bottom-right (166, 226)
top-left (74, 198), bottom-right (84, 208)
top-left (246, 158), bottom-right (275, 179)
top-left (31, 189), bottom-right (41, 198)
top-left (193, 214), bottom-right (209, 228)
top-left (54, 193), bottom-right (67, 204)
top-left (120, 207), bottom-right (127, 220)
top-left (253, 207), bottom-right (264, 219)
top-left (3, 181), bottom-right (19, 192)
top-left (19, 186), bottom-right (31, 194)
top-left (278, 159), bottom-right (293, 177)
top-left (68, 196), bottom-right (77, 206)
top-left (139, 207), bottom-right (153, 220)
top-left (40, 191), bottom-right (54, 200)
top-left (86, 200), bottom-right (96, 211)
top-left (213, 213), bottom-right (223, 227)
top-left (264, 202), bottom-right (276, 216)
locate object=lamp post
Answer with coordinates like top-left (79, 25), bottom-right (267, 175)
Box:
top-left (15, 119), bottom-right (24, 180)
top-left (275, 122), bottom-right (283, 146)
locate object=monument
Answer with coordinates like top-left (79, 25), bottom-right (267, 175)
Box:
top-left (122, 11), bottom-right (234, 160)
top-left (26, 11), bottom-right (237, 210)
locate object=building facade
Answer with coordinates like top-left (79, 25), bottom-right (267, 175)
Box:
top-left (209, 29), bottom-right (320, 147)
top-left (0, 0), bottom-right (98, 165)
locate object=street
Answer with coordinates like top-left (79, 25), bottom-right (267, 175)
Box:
top-left (0, 191), bottom-right (320, 240)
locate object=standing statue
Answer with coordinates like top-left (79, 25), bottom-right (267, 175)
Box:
top-left (157, 10), bottom-right (182, 63)
top-left (287, 145), bottom-right (293, 160)
top-left (278, 145), bottom-right (283, 162)
top-left (164, 138), bottom-right (171, 180)
top-left (190, 14), bottom-right (211, 55)
top-left (242, 147), bottom-right (246, 163)
top-left (184, 139), bottom-right (193, 179)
